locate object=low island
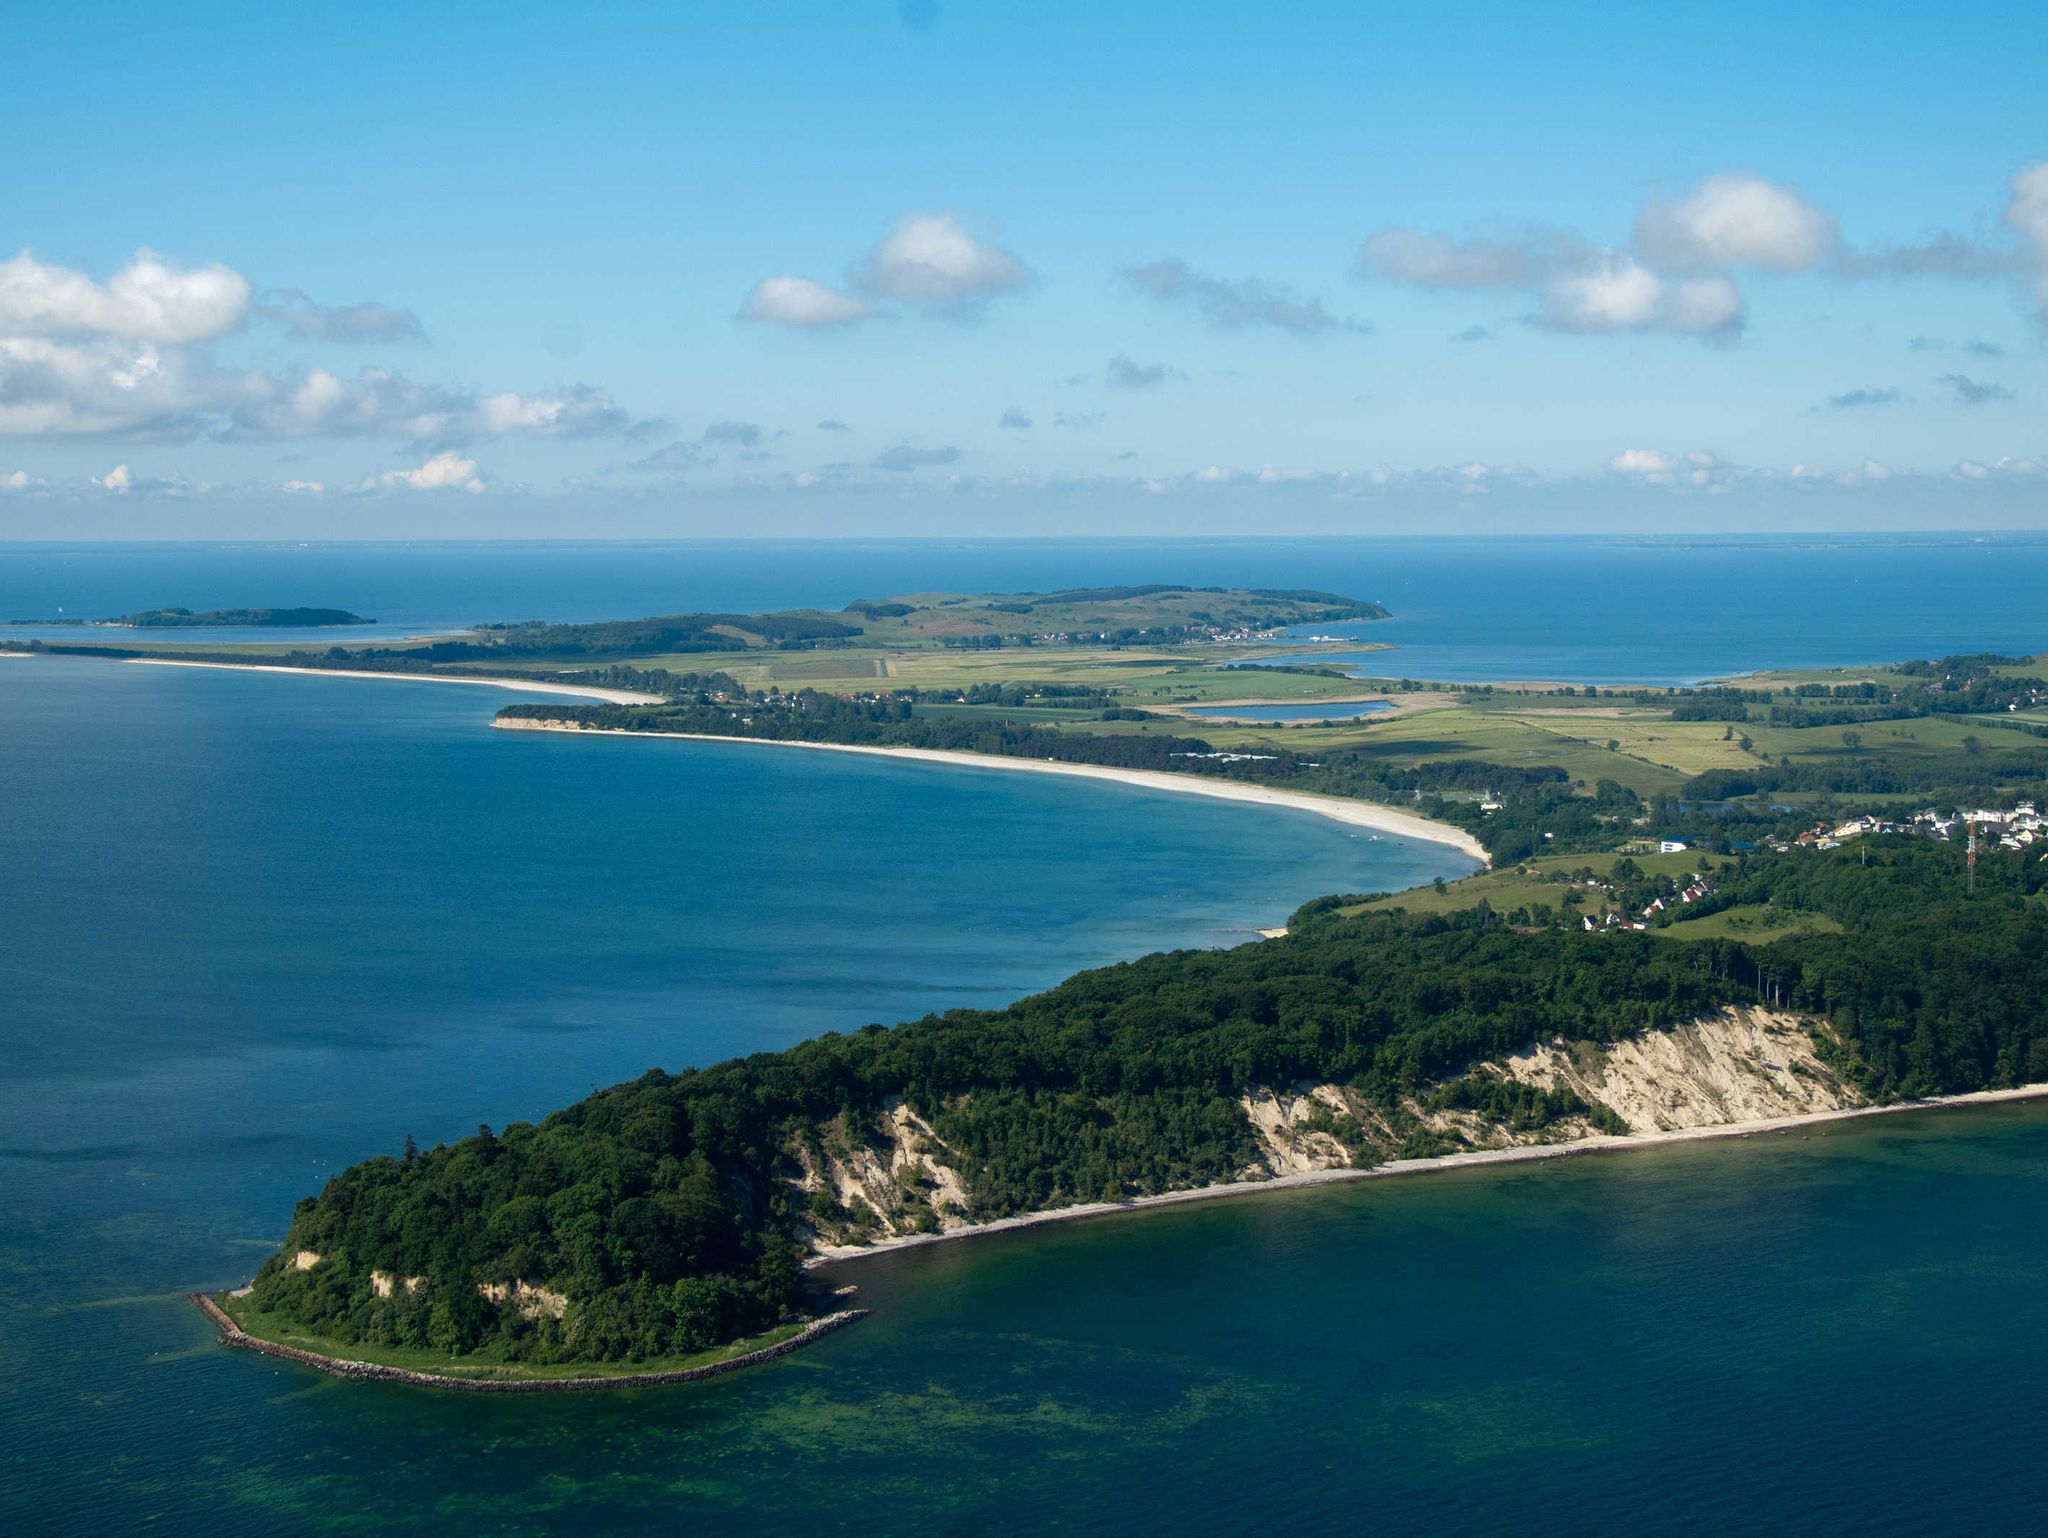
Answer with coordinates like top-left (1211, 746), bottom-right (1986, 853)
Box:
top-left (9, 605), bottom-right (374, 628)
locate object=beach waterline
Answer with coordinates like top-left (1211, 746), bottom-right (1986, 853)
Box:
top-left (491, 718), bottom-right (1492, 864)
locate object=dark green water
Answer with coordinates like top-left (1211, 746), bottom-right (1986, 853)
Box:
top-left (22, 1104), bottom-right (2048, 1536)
top-left (5, 653), bottom-right (2046, 1535)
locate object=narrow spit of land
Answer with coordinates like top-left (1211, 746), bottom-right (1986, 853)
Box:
top-left (491, 718), bottom-right (1493, 863)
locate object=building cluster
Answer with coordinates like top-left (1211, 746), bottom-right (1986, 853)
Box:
top-left (1761, 801), bottom-right (2043, 853)
top-left (1581, 872), bottom-right (1715, 932)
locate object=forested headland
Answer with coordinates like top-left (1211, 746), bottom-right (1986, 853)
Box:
top-left (246, 837), bottom-right (2048, 1369)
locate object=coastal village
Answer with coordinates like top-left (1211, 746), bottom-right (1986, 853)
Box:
top-left (1552, 799), bottom-right (2046, 935)
top-left (1761, 800), bottom-right (2045, 854)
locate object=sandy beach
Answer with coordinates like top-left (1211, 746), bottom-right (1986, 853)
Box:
top-left (810, 1083), bottom-right (2048, 1268)
top-left (120, 657), bottom-right (663, 704)
top-left (492, 718), bottom-right (1491, 862)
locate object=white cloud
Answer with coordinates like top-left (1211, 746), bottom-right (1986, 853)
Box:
top-left (1540, 260), bottom-right (1743, 337)
top-left (1633, 173), bottom-right (1838, 272)
top-left (1953, 455), bottom-right (2041, 480)
top-left (94, 463), bottom-right (133, 491)
top-left (0, 355), bottom-right (635, 445)
top-left (2008, 161), bottom-right (2048, 311)
top-left (1609, 447), bottom-right (1735, 489)
top-left (740, 275), bottom-right (871, 328)
top-left (1, 469), bottom-right (42, 490)
top-left (853, 212), bottom-right (1026, 308)
top-left (0, 255), bottom-right (642, 444)
top-left (0, 334), bottom-right (219, 437)
top-left (1361, 171), bottom-right (1837, 342)
top-left (742, 212), bottom-right (1027, 330)
top-left (374, 450), bottom-right (484, 492)
top-left (1362, 226), bottom-right (1744, 339)
top-left (0, 249), bottom-right (250, 343)
top-left (1609, 448), bottom-right (1678, 479)
top-left (473, 386), bottom-right (629, 437)
top-left (282, 479), bottom-right (324, 493)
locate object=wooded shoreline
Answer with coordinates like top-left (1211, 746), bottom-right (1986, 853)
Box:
top-left (807, 1084), bottom-right (2048, 1270)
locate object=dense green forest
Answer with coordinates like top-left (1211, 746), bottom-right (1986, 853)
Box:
top-left (251, 837), bottom-right (2048, 1366)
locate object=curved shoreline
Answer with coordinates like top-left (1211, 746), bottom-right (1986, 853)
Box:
top-left (492, 718), bottom-right (1492, 864)
top-left (808, 1083), bottom-right (2048, 1270)
top-left (189, 1293), bottom-right (869, 1392)
top-left (119, 657), bottom-right (663, 705)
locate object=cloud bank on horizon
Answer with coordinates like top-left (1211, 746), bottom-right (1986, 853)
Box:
top-left (1, 2), bottom-right (2044, 534)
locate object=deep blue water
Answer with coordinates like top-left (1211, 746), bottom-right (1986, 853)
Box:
top-left (5, 533), bottom-right (2047, 683)
top-left (5, 539), bottom-right (2048, 1535)
top-left (0, 652), bottom-right (1460, 1534)
top-left (1188, 699), bottom-right (1393, 720)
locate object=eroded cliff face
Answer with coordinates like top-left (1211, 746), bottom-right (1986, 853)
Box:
top-left (797, 1007), bottom-right (1865, 1252)
top-left (795, 1098), bottom-right (972, 1251)
top-left (1233, 1006), bottom-right (1862, 1176)
top-left (1500, 1007), bottom-right (1858, 1132)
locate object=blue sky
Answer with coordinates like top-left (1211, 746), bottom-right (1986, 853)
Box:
top-left (2, 0), bottom-right (2044, 536)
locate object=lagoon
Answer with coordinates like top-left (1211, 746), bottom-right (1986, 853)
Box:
top-left (1187, 698), bottom-right (1393, 721)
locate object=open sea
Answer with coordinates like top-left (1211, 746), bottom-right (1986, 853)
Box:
top-left (4, 536), bottom-right (2047, 1535)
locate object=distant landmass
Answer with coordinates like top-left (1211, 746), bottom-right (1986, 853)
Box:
top-left (117, 606), bottom-right (374, 627)
top-left (8, 606), bottom-right (373, 628)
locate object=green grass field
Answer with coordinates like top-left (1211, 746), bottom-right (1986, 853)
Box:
top-left (1341, 850), bottom-right (1725, 918)
top-left (1657, 904), bottom-right (1845, 944)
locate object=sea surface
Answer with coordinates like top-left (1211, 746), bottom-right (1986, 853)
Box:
top-left (5, 538), bottom-right (2048, 1535)
top-left (6, 532), bottom-right (2048, 682)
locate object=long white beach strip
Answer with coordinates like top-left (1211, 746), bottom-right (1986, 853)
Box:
top-left (494, 719), bottom-right (1490, 862)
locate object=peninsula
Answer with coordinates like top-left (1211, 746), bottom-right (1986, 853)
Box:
top-left (225, 829), bottom-right (2047, 1384)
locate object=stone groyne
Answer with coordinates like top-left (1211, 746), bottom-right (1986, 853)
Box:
top-left (188, 1293), bottom-right (868, 1392)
